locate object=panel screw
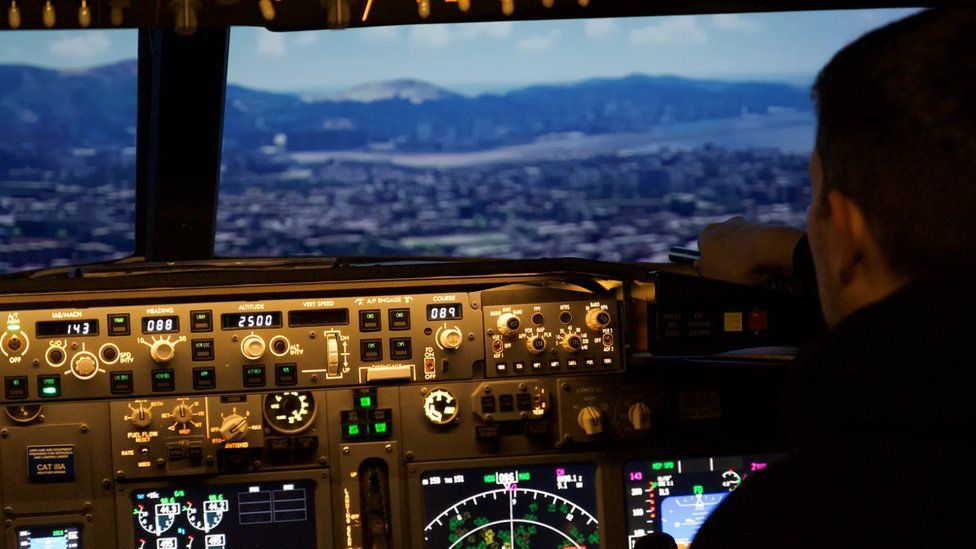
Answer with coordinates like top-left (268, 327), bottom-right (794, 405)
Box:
top-left (206, 455), bottom-right (215, 466)
top-left (80, 424), bottom-right (89, 433)
top-left (71, 342), bottom-right (78, 350)
top-left (467, 332), bottom-right (475, 341)
top-left (319, 456), bottom-right (328, 466)
top-left (3, 506), bottom-right (12, 515)
top-left (0, 429), bottom-right (8, 438)
top-left (519, 412), bottom-right (528, 420)
top-left (384, 444), bottom-right (392, 453)
top-left (102, 478), bottom-right (112, 488)
top-left (115, 470), bottom-right (125, 480)
top-left (85, 514), bottom-right (92, 522)
top-left (311, 374), bottom-right (319, 382)
top-left (471, 302), bottom-right (479, 309)
top-left (561, 383), bottom-right (570, 391)
top-left (309, 331), bottom-right (316, 339)
top-left (156, 458), bottom-right (165, 467)
top-left (420, 387), bottom-right (428, 394)
top-left (342, 446), bottom-right (350, 455)
top-left (84, 501), bottom-right (93, 510)
top-left (405, 451), bottom-right (414, 461)
top-left (518, 383), bottom-right (527, 392)
top-left (232, 335), bottom-right (238, 342)
top-left (32, 359), bottom-right (40, 366)
top-left (252, 460), bottom-right (262, 470)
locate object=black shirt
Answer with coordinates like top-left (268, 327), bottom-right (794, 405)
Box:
top-left (692, 272), bottom-right (976, 547)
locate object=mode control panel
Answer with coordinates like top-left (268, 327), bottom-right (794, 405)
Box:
top-left (484, 299), bottom-right (620, 378)
top-left (0, 292), bottom-right (484, 403)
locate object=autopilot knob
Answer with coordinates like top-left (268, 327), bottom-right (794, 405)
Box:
top-left (438, 327), bottom-right (463, 350)
top-left (496, 312), bottom-right (521, 337)
top-left (219, 414), bottom-right (249, 442)
top-left (70, 352), bottom-right (98, 380)
top-left (585, 307), bottom-right (612, 331)
top-left (628, 402), bottom-right (652, 431)
top-left (577, 406), bottom-right (604, 436)
top-left (130, 405), bottom-right (153, 429)
top-left (150, 338), bottom-right (176, 363)
top-left (241, 334), bottom-right (266, 360)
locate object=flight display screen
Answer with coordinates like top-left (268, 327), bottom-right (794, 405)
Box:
top-left (623, 454), bottom-right (784, 548)
top-left (15, 525), bottom-right (81, 549)
top-left (421, 463), bottom-right (599, 548)
top-left (130, 481), bottom-right (316, 549)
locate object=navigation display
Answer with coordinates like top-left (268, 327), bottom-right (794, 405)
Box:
top-left (623, 454), bottom-right (784, 548)
top-left (15, 525), bottom-right (81, 549)
top-left (130, 481), bottom-right (316, 549)
top-left (421, 463), bottom-right (599, 548)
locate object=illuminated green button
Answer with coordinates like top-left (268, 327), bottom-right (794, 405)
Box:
top-left (38, 375), bottom-right (61, 398)
top-left (359, 396), bottom-right (373, 408)
top-left (373, 422), bottom-right (388, 434)
top-left (347, 424), bottom-right (361, 436)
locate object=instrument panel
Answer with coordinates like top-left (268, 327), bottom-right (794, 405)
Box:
top-left (0, 264), bottom-right (789, 548)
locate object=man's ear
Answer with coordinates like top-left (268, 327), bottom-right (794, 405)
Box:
top-left (825, 190), bottom-right (872, 285)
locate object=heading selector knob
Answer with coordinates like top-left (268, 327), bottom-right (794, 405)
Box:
top-left (496, 312), bottom-right (521, 337)
top-left (150, 339), bottom-right (176, 363)
top-left (219, 414), bottom-right (249, 442)
top-left (585, 307), bottom-right (612, 331)
top-left (241, 334), bottom-right (266, 360)
top-left (577, 406), bottom-right (604, 436)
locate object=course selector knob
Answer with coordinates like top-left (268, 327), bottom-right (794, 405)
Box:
top-left (628, 402), bottom-right (652, 431)
top-left (219, 414), bottom-right (249, 442)
top-left (577, 406), bottom-right (604, 436)
top-left (241, 334), bottom-right (266, 360)
top-left (438, 327), bottom-right (463, 350)
top-left (150, 339), bottom-right (176, 363)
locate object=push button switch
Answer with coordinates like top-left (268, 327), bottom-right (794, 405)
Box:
top-left (4, 376), bottom-right (27, 399)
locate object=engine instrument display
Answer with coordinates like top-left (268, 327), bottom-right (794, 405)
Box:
top-left (623, 454), bottom-right (783, 548)
top-left (15, 524), bottom-right (82, 549)
top-left (130, 481), bottom-right (316, 549)
top-left (421, 463), bottom-right (599, 548)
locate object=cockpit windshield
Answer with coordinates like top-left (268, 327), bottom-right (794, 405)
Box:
top-left (215, 9), bottom-right (916, 262)
top-left (0, 30), bottom-right (137, 274)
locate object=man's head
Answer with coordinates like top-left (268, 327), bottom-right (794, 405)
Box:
top-left (807, 9), bottom-right (976, 326)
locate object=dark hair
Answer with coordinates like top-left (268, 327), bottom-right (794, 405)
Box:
top-left (813, 9), bottom-right (976, 278)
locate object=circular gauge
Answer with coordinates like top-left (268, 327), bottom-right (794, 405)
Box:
top-left (5, 404), bottom-right (41, 424)
top-left (721, 469), bottom-right (742, 491)
top-left (263, 391), bottom-right (317, 434)
top-left (422, 388), bottom-right (458, 425)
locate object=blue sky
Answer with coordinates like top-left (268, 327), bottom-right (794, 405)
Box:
top-left (0, 8), bottom-right (919, 94)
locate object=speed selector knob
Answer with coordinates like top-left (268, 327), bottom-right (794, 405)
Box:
top-left (628, 402), bottom-right (652, 431)
top-left (438, 327), bottom-right (463, 350)
top-left (70, 352), bottom-right (98, 380)
top-left (150, 339), bottom-right (176, 363)
top-left (577, 406), bottom-right (604, 436)
top-left (496, 312), bottom-right (521, 337)
top-left (559, 333), bottom-right (583, 353)
top-left (585, 308), bottom-right (612, 331)
top-left (241, 334), bottom-right (266, 360)
top-left (219, 414), bottom-right (249, 442)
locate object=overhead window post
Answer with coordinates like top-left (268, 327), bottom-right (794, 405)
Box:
top-left (135, 27), bottom-right (230, 262)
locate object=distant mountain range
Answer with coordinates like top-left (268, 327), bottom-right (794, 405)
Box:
top-left (0, 60), bottom-right (814, 155)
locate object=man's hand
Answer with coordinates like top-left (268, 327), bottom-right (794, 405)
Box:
top-left (697, 217), bottom-right (805, 286)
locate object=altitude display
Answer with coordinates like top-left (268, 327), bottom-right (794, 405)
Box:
top-left (221, 312), bottom-right (282, 330)
top-left (130, 481), bottom-right (316, 549)
top-left (36, 320), bottom-right (98, 337)
top-left (16, 524), bottom-right (81, 549)
top-left (421, 463), bottom-right (599, 548)
top-left (623, 454), bottom-right (784, 548)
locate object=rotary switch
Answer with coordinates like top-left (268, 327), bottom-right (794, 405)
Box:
top-left (577, 406), bottom-right (604, 436)
top-left (70, 352), bottom-right (98, 380)
top-left (127, 402), bottom-right (154, 429)
top-left (496, 312), bottom-right (521, 336)
top-left (241, 334), bottom-right (266, 360)
top-left (628, 402), bottom-right (652, 431)
top-left (559, 332), bottom-right (583, 353)
top-left (150, 338), bottom-right (176, 363)
top-left (422, 388), bottom-right (459, 425)
top-left (219, 414), bottom-right (250, 442)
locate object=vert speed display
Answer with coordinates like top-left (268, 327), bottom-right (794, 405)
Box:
top-left (421, 463), bottom-right (599, 548)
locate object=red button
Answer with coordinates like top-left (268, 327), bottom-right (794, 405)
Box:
top-left (748, 310), bottom-right (768, 331)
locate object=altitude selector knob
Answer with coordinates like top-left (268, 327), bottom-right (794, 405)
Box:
top-left (241, 334), bottom-right (266, 360)
top-left (150, 339), bottom-right (176, 363)
top-left (219, 414), bottom-right (249, 442)
top-left (577, 406), bottom-right (604, 436)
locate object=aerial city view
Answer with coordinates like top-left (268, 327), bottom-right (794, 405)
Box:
top-left (0, 10), bottom-right (915, 272)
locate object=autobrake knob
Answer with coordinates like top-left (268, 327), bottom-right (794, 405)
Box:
top-left (628, 402), bottom-right (652, 431)
top-left (219, 414), bottom-right (249, 442)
